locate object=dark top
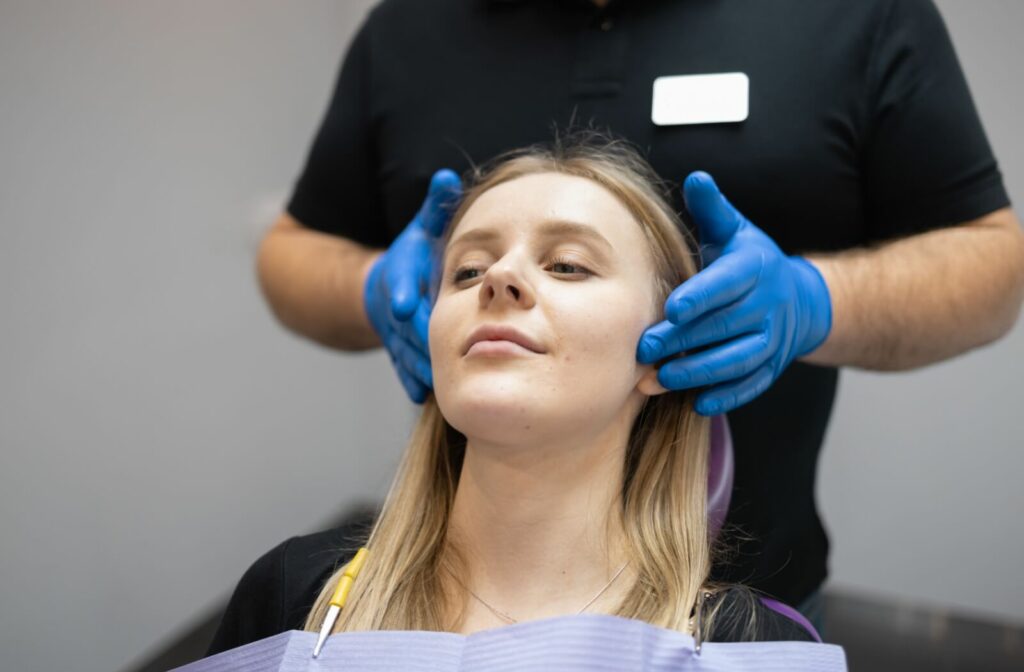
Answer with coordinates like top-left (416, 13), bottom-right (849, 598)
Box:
top-left (284, 0), bottom-right (1010, 605)
top-left (206, 520), bottom-right (815, 656)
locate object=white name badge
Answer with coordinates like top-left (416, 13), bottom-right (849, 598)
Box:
top-left (651, 72), bottom-right (749, 126)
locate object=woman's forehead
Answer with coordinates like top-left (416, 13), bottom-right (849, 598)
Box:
top-left (447, 172), bottom-right (644, 249)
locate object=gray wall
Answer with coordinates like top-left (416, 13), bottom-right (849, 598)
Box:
top-left (0, 2), bottom-right (1020, 671)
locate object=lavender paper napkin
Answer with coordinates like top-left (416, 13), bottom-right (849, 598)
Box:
top-left (175, 613), bottom-right (847, 671)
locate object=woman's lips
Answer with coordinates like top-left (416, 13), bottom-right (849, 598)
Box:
top-left (463, 324), bottom-right (546, 355)
top-left (465, 339), bottom-right (540, 357)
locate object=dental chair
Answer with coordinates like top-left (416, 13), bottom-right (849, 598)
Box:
top-left (707, 414), bottom-right (735, 540)
top-left (706, 415), bottom-right (822, 641)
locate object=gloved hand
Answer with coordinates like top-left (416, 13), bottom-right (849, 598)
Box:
top-left (364, 169), bottom-right (462, 403)
top-left (637, 171), bottom-right (832, 415)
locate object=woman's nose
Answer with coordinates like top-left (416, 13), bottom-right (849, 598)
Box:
top-left (479, 258), bottom-right (536, 310)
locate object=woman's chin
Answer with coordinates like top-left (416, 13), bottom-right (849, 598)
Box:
top-left (439, 386), bottom-right (552, 443)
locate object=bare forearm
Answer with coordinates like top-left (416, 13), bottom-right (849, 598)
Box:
top-left (256, 213), bottom-right (384, 350)
top-left (799, 208), bottom-right (1024, 371)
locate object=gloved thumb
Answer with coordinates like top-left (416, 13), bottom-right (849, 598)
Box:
top-left (683, 171), bottom-right (744, 254)
top-left (419, 168), bottom-right (463, 238)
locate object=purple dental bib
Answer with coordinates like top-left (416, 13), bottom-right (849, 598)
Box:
top-left (175, 612), bottom-right (847, 672)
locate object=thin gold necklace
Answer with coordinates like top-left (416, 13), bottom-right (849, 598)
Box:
top-left (450, 561), bottom-right (630, 624)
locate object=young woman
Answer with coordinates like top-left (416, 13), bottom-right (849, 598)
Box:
top-left (207, 134), bottom-right (817, 655)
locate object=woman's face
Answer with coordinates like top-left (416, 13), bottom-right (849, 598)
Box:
top-left (429, 172), bottom-right (666, 447)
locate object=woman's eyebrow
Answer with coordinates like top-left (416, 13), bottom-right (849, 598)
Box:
top-left (448, 219), bottom-right (614, 256)
top-left (536, 219), bottom-right (615, 255)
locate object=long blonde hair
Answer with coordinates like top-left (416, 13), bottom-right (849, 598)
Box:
top-left (304, 131), bottom-right (738, 636)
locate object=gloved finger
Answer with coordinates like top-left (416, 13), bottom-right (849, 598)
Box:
top-left (388, 231), bottom-right (433, 321)
top-left (636, 319), bottom-right (676, 364)
top-left (392, 301), bottom-right (431, 360)
top-left (394, 360), bottom-right (429, 405)
top-left (411, 298), bottom-right (431, 354)
top-left (388, 330), bottom-right (433, 390)
top-left (692, 358), bottom-right (777, 416)
top-left (664, 251), bottom-right (760, 325)
top-left (362, 256), bottom-right (388, 336)
top-left (683, 171), bottom-right (745, 256)
top-left (418, 169), bottom-right (463, 238)
top-left (656, 332), bottom-right (774, 391)
top-left (638, 299), bottom-right (763, 363)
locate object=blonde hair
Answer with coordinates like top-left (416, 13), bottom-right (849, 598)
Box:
top-left (304, 131), bottom-right (746, 637)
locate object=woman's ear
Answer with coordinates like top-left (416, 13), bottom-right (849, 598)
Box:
top-left (636, 364), bottom-right (670, 397)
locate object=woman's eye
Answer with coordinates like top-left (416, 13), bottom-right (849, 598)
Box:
top-left (449, 257), bottom-right (592, 285)
top-left (548, 256), bottom-right (592, 276)
top-left (451, 267), bottom-right (480, 283)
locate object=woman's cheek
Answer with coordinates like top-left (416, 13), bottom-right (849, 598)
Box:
top-left (428, 298), bottom-right (456, 369)
top-left (563, 297), bottom-right (637, 371)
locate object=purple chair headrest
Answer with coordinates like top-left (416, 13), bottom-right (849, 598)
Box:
top-left (707, 414), bottom-right (734, 540)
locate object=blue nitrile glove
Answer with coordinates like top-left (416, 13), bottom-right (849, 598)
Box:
top-left (364, 169), bottom-right (462, 404)
top-left (637, 171), bottom-right (832, 416)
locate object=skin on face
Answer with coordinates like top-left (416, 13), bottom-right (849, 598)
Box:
top-left (429, 172), bottom-right (667, 451)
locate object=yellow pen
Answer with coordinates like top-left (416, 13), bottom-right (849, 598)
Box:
top-left (312, 547), bottom-right (369, 658)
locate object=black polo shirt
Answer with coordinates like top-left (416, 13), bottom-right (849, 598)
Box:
top-left (285, 0), bottom-right (1010, 606)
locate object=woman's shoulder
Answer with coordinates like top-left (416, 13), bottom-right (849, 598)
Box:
top-left (205, 510), bottom-right (374, 655)
top-left (704, 585), bottom-right (819, 643)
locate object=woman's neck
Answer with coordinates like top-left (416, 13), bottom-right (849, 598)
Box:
top-left (445, 424), bottom-right (635, 632)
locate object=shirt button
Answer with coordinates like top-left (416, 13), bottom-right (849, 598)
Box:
top-left (600, 18), bottom-right (613, 31)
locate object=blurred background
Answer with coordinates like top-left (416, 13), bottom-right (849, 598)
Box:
top-left (1, 1), bottom-right (1021, 671)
